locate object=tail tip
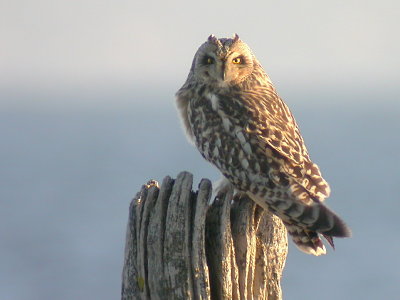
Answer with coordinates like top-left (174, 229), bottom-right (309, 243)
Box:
top-left (325, 215), bottom-right (352, 238)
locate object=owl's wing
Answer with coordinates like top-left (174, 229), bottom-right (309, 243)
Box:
top-left (240, 90), bottom-right (331, 201)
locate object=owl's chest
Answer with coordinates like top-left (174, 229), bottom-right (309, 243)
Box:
top-left (188, 95), bottom-right (238, 148)
top-left (187, 93), bottom-right (273, 190)
top-left (187, 94), bottom-right (253, 164)
top-left (188, 92), bottom-right (247, 131)
top-left (189, 96), bottom-right (220, 138)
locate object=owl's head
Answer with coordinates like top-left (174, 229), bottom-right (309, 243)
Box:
top-left (191, 34), bottom-right (256, 87)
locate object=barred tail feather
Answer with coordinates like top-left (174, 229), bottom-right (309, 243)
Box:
top-left (278, 198), bottom-right (351, 237)
top-left (299, 202), bottom-right (351, 237)
top-left (248, 192), bottom-right (351, 255)
top-left (284, 202), bottom-right (351, 256)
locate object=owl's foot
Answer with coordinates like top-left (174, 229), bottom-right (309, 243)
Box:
top-left (211, 177), bottom-right (234, 204)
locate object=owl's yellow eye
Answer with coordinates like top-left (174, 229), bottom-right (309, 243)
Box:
top-left (232, 57), bottom-right (242, 64)
top-left (205, 57), bottom-right (214, 64)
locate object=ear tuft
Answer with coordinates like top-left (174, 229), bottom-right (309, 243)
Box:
top-left (208, 34), bottom-right (218, 44)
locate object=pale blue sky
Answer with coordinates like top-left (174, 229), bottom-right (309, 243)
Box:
top-left (1, 0), bottom-right (399, 104)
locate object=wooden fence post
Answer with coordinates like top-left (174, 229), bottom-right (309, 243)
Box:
top-left (121, 171), bottom-right (288, 300)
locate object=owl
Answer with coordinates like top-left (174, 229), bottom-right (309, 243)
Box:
top-left (176, 34), bottom-right (351, 256)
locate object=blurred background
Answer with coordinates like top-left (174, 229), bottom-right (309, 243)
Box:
top-left (1, 0), bottom-right (399, 299)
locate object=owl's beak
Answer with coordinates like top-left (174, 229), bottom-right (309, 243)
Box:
top-left (220, 62), bottom-right (227, 81)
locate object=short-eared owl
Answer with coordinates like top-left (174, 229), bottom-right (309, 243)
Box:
top-left (176, 34), bottom-right (351, 255)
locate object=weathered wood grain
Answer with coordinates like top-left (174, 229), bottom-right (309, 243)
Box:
top-left (121, 171), bottom-right (288, 300)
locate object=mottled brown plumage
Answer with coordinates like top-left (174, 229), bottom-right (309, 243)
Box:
top-left (176, 34), bottom-right (351, 255)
